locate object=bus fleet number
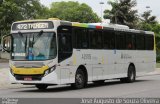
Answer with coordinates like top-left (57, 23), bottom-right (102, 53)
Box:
top-left (82, 54), bottom-right (91, 60)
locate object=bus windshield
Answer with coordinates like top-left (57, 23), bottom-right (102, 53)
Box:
top-left (11, 32), bottom-right (57, 61)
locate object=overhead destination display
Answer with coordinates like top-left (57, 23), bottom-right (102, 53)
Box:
top-left (12, 21), bottom-right (54, 30)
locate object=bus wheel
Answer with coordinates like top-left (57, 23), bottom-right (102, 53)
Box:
top-left (35, 84), bottom-right (48, 90)
top-left (120, 65), bottom-right (136, 83)
top-left (93, 80), bottom-right (105, 85)
top-left (72, 69), bottom-right (86, 89)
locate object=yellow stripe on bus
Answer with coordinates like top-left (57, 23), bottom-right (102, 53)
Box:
top-left (11, 65), bottom-right (49, 75)
top-left (73, 55), bottom-right (77, 65)
top-left (102, 56), bottom-right (104, 64)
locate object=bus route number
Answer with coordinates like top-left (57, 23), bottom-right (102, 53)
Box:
top-left (82, 54), bottom-right (91, 60)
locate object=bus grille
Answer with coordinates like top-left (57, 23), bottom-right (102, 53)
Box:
top-left (14, 75), bottom-right (43, 81)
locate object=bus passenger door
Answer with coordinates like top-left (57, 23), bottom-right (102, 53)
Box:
top-left (57, 26), bottom-right (73, 84)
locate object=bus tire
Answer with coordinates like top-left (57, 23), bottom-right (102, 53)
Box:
top-left (120, 65), bottom-right (136, 83)
top-left (71, 69), bottom-right (86, 89)
top-left (35, 84), bottom-right (48, 90)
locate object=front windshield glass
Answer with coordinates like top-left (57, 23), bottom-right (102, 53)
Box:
top-left (11, 32), bottom-right (57, 61)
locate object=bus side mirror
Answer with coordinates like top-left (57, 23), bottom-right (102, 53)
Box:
top-left (2, 34), bottom-right (11, 53)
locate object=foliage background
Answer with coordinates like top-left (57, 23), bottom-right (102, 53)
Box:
top-left (0, 0), bottom-right (160, 61)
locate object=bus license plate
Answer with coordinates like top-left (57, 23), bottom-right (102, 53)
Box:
top-left (24, 77), bottom-right (32, 81)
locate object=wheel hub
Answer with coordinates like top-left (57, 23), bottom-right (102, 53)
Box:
top-left (76, 74), bottom-right (83, 85)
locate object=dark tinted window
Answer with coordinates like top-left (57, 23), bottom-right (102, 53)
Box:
top-left (126, 33), bottom-right (136, 50)
top-left (103, 30), bottom-right (115, 49)
top-left (116, 31), bottom-right (126, 50)
top-left (75, 28), bottom-right (89, 49)
top-left (136, 34), bottom-right (145, 50)
top-left (145, 34), bottom-right (154, 50)
top-left (90, 30), bottom-right (102, 49)
top-left (72, 27), bottom-right (154, 51)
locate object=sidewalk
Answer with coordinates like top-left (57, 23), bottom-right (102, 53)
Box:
top-left (0, 68), bottom-right (10, 89)
top-left (0, 67), bottom-right (30, 89)
top-left (0, 58), bottom-right (9, 63)
top-left (147, 68), bottom-right (160, 75)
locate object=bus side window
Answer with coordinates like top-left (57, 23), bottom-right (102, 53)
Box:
top-left (145, 34), bottom-right (154, 50)
top-left (103, 30), bottom-right (115, 49)
top-left (126, 33), bottom-right (133, 50)
top-left (75, 28), bottom-right (89, 49)
top-left (90, 29), bottom-right (102, 49)
top-left (116, 31), bottom-right (126, 50)
top-left (89, 29), bottom-right (95, 49)
top-left (132, 34), bottom-right (136, 50)
top-left (136, 33), bottom-right (145, 50)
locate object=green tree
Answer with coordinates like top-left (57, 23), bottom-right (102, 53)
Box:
top-left (0, 0), bottom-right (3, 4)
top-left (49, 1), bottom-right (100, 23)
top-left (152, 24), bottom-right (160, 62)
top-left (104, 0), bottom-right (138, 28)
top-left (141, 10), bottom-right (157, 24)
top-left (139, 11), bottom-right (160, 62)
top-left (139, 10), bottom-right (157, 30)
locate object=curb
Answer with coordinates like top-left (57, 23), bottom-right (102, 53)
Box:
top-left (146, 69), bottom-right (160, 76)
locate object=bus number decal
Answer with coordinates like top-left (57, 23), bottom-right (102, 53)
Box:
top-left (121, 53), bottom-right (132, 59)
top-left (82, 54), bottom-right (91, 60)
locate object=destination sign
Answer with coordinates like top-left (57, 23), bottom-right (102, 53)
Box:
top-left (12, 21), bottom-right (54, 30)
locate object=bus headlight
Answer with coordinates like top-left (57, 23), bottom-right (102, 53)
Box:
top-left (44, 65), bottom-right (56, 76)
top-left (44, 70), bottom-right (49, 76)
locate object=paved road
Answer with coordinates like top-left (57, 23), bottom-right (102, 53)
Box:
top-left (0, 75), bottom-right (160, 98)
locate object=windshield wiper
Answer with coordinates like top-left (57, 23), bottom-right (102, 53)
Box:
top-left (33, 30), bottom-right (44, 44)
top-left (18, 31), bottom-right (23, 37)
top-left (18, 31), bottom-right (28, 53)
top-left (25, 36), bottom-right (27, 52)
top-left (35, 30), bottom-right (43, 38)
top-left (38, 30), bottom-right (43, 37)
top-left (18, 31), bottom-right (28, 52)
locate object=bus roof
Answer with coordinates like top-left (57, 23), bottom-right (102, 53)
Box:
top-left (14, 18), bottom-right (154, 35)
top-left (60, 21), bottom-right (154, 35)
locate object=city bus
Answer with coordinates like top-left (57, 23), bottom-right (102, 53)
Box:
top-left (2, 18), bottom-right (156, 90)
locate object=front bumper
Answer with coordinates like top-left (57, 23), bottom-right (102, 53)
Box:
top-left (9, 71), bottom-right (60, 85)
